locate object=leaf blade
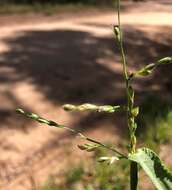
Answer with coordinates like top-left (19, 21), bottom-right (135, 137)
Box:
top-left (129, 148), bottom-right (172, 190)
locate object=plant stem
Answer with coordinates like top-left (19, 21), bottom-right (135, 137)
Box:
top-left (117, 0), bottom-right (128, 81)
top-left (130, 162), bottom-right (138, 190)
top-left (16, 108), bottom-right (127, 159)
top-left (116, 0), bottom-right (138, 189)
top-left (85, 137), bottom-right (127, 158)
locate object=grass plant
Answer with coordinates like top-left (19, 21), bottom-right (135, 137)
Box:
top-left (16, 0), bottom-right (172, 189)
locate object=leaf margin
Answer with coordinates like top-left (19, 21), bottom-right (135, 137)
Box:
top-left (128, 147), bottom-right (172, 190)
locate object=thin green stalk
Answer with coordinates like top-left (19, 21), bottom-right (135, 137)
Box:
top-left (85, 137), bottom-right (126, 158)
top-left (116, 0), bottom-right (138, 189)
top-left (117, 0), bottom-right (128, 80)
top-left (16, 108), bottom-right (127, 159)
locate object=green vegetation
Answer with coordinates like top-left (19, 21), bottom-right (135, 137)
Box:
top-left (0, 0), bottom-right (113, 5)
top-left (0, 0), bottom-right (115, 15)
top-left (138, 95), bottom-right (172, 150)
top-left (17, 94), bottom-right (172, 190)
top-left (41, 99), bottom-right (172, 189)
top-left (42, 147), bottom-right (129, 190)
top-left (0, 3), bottom-right (102, 15)
top-left (0, 0), bottom-right (144, 15)
top-left (16, 0), bottom-right (172, 189)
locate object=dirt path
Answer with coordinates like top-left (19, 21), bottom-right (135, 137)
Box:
top-left (0, 1), bottom-right (172, 189)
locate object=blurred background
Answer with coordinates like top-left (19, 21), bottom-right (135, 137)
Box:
top-left (0, 0), bottom-right (172, 189)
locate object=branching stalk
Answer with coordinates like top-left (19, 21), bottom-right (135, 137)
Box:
top-left (15, 1), bottom-right (172, 189)
top-left (16, 108), bottom-right (127, 159)
top-left (116, 0), bottom-right (138, 189)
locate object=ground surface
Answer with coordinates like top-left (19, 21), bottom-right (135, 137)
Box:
top-left (0, 0), bottom-right (172, 189)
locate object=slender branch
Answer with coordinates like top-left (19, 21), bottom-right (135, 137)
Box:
top-left (116, 1), bottom-right (138, 189)
top-left (16, 108), bottom-right (127, 159)
top-left (117, 0), bottom-right (128, 80)
top-left (129, 56), bottom-right (172, 79)
top-left (85, 137), bottom-right (126, 158)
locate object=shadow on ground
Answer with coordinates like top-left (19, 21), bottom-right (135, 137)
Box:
top-left (0, 25), bottom-right (172, 135)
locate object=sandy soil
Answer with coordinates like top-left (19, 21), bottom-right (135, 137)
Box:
top-left (0, 1), bottom-right (172, 189)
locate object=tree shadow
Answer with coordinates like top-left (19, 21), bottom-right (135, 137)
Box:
top-left (0, 26), bottom-right (172, 136)
top-left (0, 20), bottom-right (172, 187)
top-left (0, 30), bottom-right (124, 104)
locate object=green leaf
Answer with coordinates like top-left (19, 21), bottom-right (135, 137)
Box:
top-left (129, 148), bottom-right (172, 190)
